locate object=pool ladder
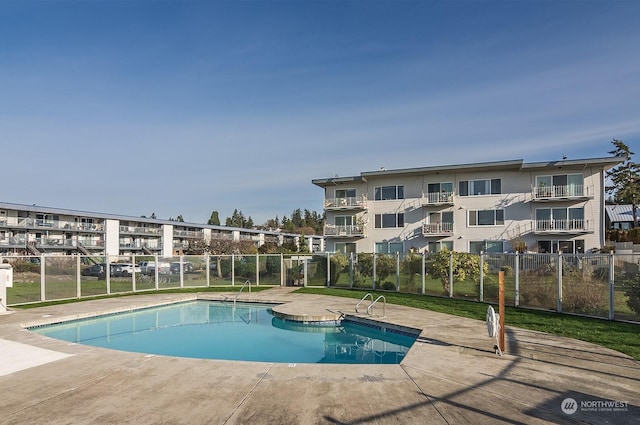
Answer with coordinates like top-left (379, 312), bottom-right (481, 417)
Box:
top-left (225, 279), bottom-right (251, 305)
top-left (355, 293), bottom-right (386, 317)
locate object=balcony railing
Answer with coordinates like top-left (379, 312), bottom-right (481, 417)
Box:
top-left (324, 224), bottom-right (366, 237)
top-left (534, 219), bottom-right (592, 233)
top-left (324, 196), bottom-right (367, 211)
top-left (119, 226), bottom-right (161, 235)
top-left (422, 222), bottom-right (453, 235)
top-left (173, 230), bottom-right (204, 238)
top-left (532, 184), bottom-right (593, 200)
top-left (422, 191), bottom-right (454, 205)
top-left (0, 217), bottom-right (104, 232)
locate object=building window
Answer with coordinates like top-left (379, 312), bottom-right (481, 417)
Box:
top-left (459, 179), bottom-right (501, 196)
top-left (428, 241), bottom-right (453, 252)
top-left (469, 240), bottom-right (504, 253)
top-left (535, 208), bottom-right (584, 230)
top-left (468, 210), bottom-right (504, 226)
top-left (426, 182), bottom-right (454, 203)
top-left (374, 213), bottom-right (404, 228)
top-left (537, 240), bottom-right (584, 254)
top-left (375, 241), bottom-right (404, 254)
top-left (374, 185), bottom-right (404, 201)
top-left (535, 174), bottom-right (583, 197)
top-left (335, 242), bottom-right (356, 254)
top-left (334, 216), bottom-right (354, 226)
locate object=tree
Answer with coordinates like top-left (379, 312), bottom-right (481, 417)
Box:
top-left (207, 211), bottom-right (220, 226)
top-left (425, 249), bottom-right (487, 294)
top-left (606, 139), bottom-right (640, 228)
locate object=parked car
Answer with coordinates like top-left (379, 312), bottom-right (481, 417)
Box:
top-left (112, 263), bottom-right (141, 277)
top-left (81, 263), bottom-right (119, 278)
top-left (138, 261), bottom-right (171, 275)
top-left (170, 262), bottom-right (194, 275)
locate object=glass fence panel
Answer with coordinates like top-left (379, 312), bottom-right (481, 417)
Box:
top-left (210, 256), bottom-right (232, 286)
top-left (518, 254), bottom-right (557, 310)
top-left (258, 255), bottom-right (281, 286)
top-left (81, 256), bottom-right (108, 297)
top-left (561, 255), bottom-right (609, 318)
top-left (182, 255), bottom-right (207, 287)
top-left (6, 256), bottom-right (42, 304)
top-left (353, 253), bottom-right (373, 290)
top-left (398, 254), bottom-right (422, 294)
top-left (613, 257), bottom-right (640, 322)
top-left (307, 255), bottom-right (327, 287)
top-left (328, 253), bottom-right (350, 288)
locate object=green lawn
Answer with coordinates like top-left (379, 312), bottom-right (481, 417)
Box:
top-left (295, 287), bottom-right (640, 361)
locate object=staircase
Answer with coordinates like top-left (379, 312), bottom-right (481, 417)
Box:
top-left (26, 242), bottom-right (41, 256)
top-left (142, 244), bottom-right (153, 255)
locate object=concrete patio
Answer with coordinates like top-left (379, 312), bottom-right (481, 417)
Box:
top-left (0, 287), bottom-right (638, 424)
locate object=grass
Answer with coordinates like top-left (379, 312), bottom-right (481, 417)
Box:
top-left (294, 287), bottom-right (640, 361)
top-left (11, 285), bottom-right (275, 309)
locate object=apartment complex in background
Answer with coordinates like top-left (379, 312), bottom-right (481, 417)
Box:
top-left (313, 157), bottom-right (623, 254)
top-left (0, 202), bottom-right (324, 257)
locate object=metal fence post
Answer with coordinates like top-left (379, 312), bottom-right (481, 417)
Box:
top-left (205, 254), bottom-right (210, 287)
top-left (106, 254), bottom-right (111, 295)
top-left (373, 253), bottom-right (377, 290)
top-left (556, 252), bottom-right (562, 313)
top-left (421, 252), bottom-right (426, 295)
top-left (396, 252), bottom-right (400, 292)
top-left (40, 254), bottom-right (45, 302)
top-left (76, 255), bottom-right (81, 298)
top-left (132, 253), bottom-right (137, 291)
top-left (256, 253), bottom-right (260, 286)
top-left (515, 252), bottom-right (520, 308)
top-left (449, 251), bottom-right (454, 298)
top-left (349, 252), bottom-right (354, 289)
top-left (609, 251), bottom-right (615, 320)
top-left (479, 252), bottom-right (484, 302)
top-left (326, 253), bottom-right (330, 287)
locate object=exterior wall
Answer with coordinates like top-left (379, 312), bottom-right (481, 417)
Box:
top-left (104, 219), bottom-right (120, 256)
top-left (317, 158), bottom-right (620, 254)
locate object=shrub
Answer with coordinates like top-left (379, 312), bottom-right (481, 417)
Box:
top-left (624, 273), bottom-right (640, 315)
top-left (381, 281), bottom-right (396, 291)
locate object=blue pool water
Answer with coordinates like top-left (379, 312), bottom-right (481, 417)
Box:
top-left (31, 301), bottom-right (417, 364)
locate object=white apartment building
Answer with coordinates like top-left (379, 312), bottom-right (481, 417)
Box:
top-left (0, 202), bottom-right (323, 257)
top-left (312, 157), bottom-right (623, 254)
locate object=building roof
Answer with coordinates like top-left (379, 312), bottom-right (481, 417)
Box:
top-left (312, 156), bottom-right (625, 187)
top-left (605, 204), bottom-right (638, 222)
top-left (0, 201), bottom-right (308, 238)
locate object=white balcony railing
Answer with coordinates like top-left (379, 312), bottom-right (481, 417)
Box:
top-left (534, 219), bottom-right (592, 233)
top-left (422, 222), bottom-right (453, 235)
top-left (0, 217), bottom-right (104, 232)
top-left (324, 196), bottom-right (367, 210)
top-left (422, 191), bottom-right (454, 205)
top-left (324, 224), bottom-right (366, 237)
top-left (533, 184), bottom-right (593, 199)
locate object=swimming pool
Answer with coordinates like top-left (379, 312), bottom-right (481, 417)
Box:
top-left (30, 301), bottom-right (417, 364)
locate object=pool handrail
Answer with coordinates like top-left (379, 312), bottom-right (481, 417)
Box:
top-left (355, 292), bottom-right (374, 313)
top-left (367, 295), bottom-right (386, 317)
top-left (232, 279), bottom-right (251, 306)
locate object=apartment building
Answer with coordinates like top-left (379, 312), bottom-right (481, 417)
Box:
top-left (312, 157), bottom-right (623, 254)
top-left (0, 202), bottom-right (323, 257)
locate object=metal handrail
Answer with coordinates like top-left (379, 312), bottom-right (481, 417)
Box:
top-left (367, 295), bottom-right (386, 317)
top-left (232, 279), bottom-right (251, 306)
top-left (355, 293), bottom-right (373, 313)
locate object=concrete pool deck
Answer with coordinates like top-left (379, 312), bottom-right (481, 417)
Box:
top-left (0, 287), bottom-right (638, 424)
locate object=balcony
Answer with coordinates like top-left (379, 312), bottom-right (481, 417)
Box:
top-left (422, 191), bottom-right (454, 206)
top-left (422, 222), bottom-right (453, 237)
top-left (0, 217), bottom-right (104, 232)
top-left (119, 226), bottom-right (161, 235)
top-left (173, 229), bottom-right (204, 238)
top-left (534, 219), bottom-right (593, 234)
top-left (324, 196), bottom-right (367, 211)
top-left (532, 184), bottom-right (594, 202)
top-left (324, 224), bottom-right (366, 238)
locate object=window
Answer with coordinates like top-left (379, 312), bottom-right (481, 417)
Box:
top-left (374, 213), bottom-right (404, 228)
top-left (537, 240), bottom-right (584, 254)
top-left (468, 210), bottom-right (504, 226)
top-left (469, 240), bottom-right (504, 254)
top-left (334, 216), bottom-right (354, 226)
top-left (536, 208), bottom-right (584, 230)
top-left (375, 242), bottom-right (404, 254)
top-left (335, 189), bottom-right (356, 199)
top-left (426, 182), bottom-right (454, 202)
top-left (374, 185), bottom-right (404, 201)
top-left (428, 241), bottom-right (453, 252)
top-left (536, 174), bottom-right (584, 197)
top-left (335, 242), bottom-right (356, 254)
top-left (459, 179), bottom-right (501, 196)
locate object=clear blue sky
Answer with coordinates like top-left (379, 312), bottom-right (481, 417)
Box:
top-left (2, 1), bottom-right (639, 225)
